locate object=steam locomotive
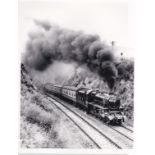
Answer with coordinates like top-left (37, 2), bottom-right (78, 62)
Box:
top-left (44, 83), bottom-right (125, 125)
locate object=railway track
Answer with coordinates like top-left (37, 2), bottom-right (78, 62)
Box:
top-left (48, 94), bottom-right (133, 141)
top-left (48, 98), bottom-right (101, 149)
top-left (121, 124), bottom-right (133, 133)
top-left (46, 93), bottom-right (133, 149)
top-left (47, 94), bottom-right (122, 149)
top-left (107, 125), bottom-right (133, 141)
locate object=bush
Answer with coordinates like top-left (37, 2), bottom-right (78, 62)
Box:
top-left (117, 59), bottom-right (134, 81)
top-left (22, 102), bottom-right (55, 131)
top-left (31, 94), bottom-right (53, 112)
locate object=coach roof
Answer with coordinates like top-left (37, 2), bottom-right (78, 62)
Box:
top-left (62, 85), bottom-right (78, 91)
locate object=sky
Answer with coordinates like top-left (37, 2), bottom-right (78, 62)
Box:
top-left (19, 0), bottom-right (135, 58)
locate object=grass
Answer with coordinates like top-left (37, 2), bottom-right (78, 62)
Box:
top-left (21, 93), bottom-right (57, 132)
top-left (20, 92), bottom-right (65, 148)
top-left (26, 105), bottom-right (52, 131)
top-left (31, 94), bottom-right (53, 113)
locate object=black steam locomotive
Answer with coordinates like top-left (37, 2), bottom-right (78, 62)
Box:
top-left (44, 83), bottom-right (125, 125)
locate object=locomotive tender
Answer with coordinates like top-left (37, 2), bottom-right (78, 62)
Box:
top-left (44, 83), bottom-right (125, 125)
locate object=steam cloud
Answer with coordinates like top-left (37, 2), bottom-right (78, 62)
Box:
top-left (24, 20), bottom-right (118, 89)
top-left (30, 61), bottom-right (76, 86)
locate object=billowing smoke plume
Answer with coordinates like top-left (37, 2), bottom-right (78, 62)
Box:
top-left (24, 20), bottom-right (117, 89)
top-left (29, 61), bottom-right (76, 86)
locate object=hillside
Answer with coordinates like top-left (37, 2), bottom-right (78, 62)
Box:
top-left (20, 64), bottom-right (97, 148)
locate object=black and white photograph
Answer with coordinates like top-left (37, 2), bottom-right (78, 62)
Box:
top-left (19, 0), bottom-right (134, 150)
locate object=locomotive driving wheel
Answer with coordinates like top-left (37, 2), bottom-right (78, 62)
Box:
top-left (103, 117), bottom-right (110, 124)
top-left (117, 119), bottom-right (122, 125)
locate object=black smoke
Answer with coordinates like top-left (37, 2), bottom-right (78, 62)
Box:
top-left (24, 20), bottom-right (117, 89)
